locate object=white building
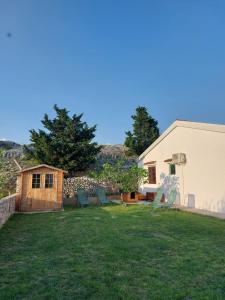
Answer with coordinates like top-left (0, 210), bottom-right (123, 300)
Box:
top-left (138, 120), bottom-right (225, 213)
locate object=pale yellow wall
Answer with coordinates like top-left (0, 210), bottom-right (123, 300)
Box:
top-left (139, 126), bottom-right (225, 213)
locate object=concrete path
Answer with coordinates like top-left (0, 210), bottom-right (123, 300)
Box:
top-left (176, 205), bottom-right (225, 220)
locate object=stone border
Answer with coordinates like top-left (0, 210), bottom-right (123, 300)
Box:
top-left (0, 194), bottom-right (17, 227)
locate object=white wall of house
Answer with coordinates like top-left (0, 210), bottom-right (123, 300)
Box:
top-left (138, 122), bottom-right (225, 213)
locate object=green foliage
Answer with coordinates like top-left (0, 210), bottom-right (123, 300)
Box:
top-left (89, 160), bottom-right (148, 193)
top-left (25, 105), bottom-right (101, 175)
top-left (0, 150), bottom-right (4, 171)
top-left (0, 152), bottom-right (39, 198)
top-left (121, 165), bottom-right (148, 193)
top-left (125, 106), bottom-right (160, 156)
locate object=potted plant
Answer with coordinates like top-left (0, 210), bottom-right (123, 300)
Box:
top-left (119, 165), bottom-right (148, 202)
top-left (89, 160), bottom-right (148, 203)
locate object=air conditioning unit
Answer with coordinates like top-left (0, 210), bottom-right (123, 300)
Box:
top-left (172, 153), bottom-right (186, 165)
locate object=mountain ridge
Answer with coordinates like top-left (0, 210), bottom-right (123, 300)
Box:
top-left (0, 140), bottom-right (137, 161)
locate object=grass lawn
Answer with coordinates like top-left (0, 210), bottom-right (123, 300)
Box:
top-left (1, 206), bottom-right (225, 300)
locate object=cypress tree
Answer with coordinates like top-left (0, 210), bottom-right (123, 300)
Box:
top-left (125, 106), bottom-right (160, 156)
top-left (25, 105), bottom-right (101, 175)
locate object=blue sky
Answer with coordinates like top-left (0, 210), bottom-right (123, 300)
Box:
top-left (1, 0), bottom-right (225, 144)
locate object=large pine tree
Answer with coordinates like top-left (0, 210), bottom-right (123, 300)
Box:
top-left (25, 105), bottom-right (101, 175)
top-left (125, 106), bottom-right (160, 156)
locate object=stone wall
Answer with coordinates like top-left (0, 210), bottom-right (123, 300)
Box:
top-left (0, 194), bottom-right (17, 227)
top-left (63, 176), bottom-right (119, 198)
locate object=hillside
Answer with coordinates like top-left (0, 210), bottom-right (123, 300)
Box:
top-left (2, 142), bottom-right (137, 164)
top-left (95, 144), bottom-right (137, 169)
top-left (0, 140), bottom-right (21, 151)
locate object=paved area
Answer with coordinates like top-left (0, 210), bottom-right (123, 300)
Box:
top-left (111, 200), bottom-right (122, 204)
top-left (176, 206), bottom-right (225, 220)
top-left (123, 201), bottom-right (151, 206)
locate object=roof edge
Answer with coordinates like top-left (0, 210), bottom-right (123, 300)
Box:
top-left (138, 120), bottom-right (225, 161)
top-left (19, 164), bottom-right (67, 173)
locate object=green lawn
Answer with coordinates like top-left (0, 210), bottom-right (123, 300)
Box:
top-left (1, 206), bottom-right (225, 300)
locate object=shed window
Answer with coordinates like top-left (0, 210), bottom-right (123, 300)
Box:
top-left (148, 166), bottom-right (156, 184)
top-left (169, 164), bottom-right (176, 175)
top-left (45, 174), bottom-right (54, 188)
top-left (32, 174), bottom-right (40, 188)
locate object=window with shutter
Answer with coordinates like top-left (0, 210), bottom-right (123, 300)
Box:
top-left (169, 164), bottom-right (176, 175)
top-left (148, 166), bottom-right (156, 184)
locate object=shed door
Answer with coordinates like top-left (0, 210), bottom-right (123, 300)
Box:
top-left (24, 172), bottom-right (58, 210)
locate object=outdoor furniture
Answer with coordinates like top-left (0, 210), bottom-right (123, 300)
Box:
top-left (77, 189), bottom-right (89, 207)
top-left (152, 189), bottom-right (177, 209)
top-left (163, 190), bottom-right (177, 208)
top-left (96, 188), bottom-right (112, 205)
top-left (151, 187), bottom-right (164, 208)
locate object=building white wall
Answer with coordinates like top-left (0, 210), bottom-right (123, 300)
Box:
top-left (139, 126), bottom-right (225, 213)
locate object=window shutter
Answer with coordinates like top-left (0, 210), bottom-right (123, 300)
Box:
top-left (169, 164), bottom-right (176, 175)
top-left (148, 166), bottom-right (156, 184)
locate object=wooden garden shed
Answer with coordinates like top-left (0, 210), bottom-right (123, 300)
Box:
top-left (17, 164), bottom-right (66, 212)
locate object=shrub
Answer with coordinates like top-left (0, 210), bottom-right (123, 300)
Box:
top-left (89, 160), bottom-right (147, 193)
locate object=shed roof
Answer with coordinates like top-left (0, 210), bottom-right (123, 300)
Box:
top-left (19, 164), bottom-right (67, 173)
top-left (139, 120), bottom-right (225, 161)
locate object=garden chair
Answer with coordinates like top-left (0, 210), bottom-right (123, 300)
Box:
top-left (77, 189), bottom-right (89, 207)
top-left (96, 187), bottom-right (112, 205)
top-left (163, 190), bottom-right (177, 208)
top-left (151, 187), bottom-right (164, 208)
